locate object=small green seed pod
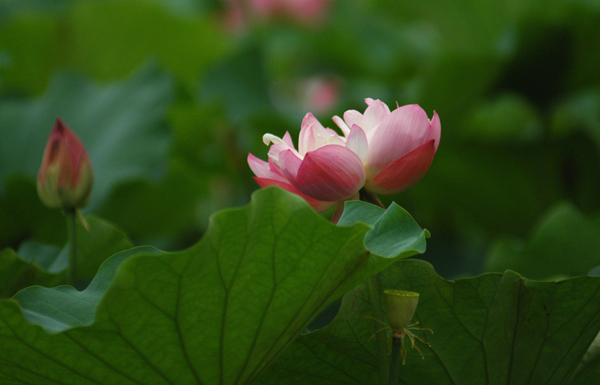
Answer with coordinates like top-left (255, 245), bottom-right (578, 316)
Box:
top-left (384, 290), bottom-right (419, 332)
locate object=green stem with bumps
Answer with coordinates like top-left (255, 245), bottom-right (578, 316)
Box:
top-left (360, 187), bottom-right (391, 385)
top-left (389, 333), bottom-right (403, 385)
top-left (369, 274), bottom-right (390, 384)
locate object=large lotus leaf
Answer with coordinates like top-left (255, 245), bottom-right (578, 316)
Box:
top-left (568, 343), bottom-right (600, 385)
top-left (0, 187), bottom-right (427, 385)
top-left (0, 63), bottom-right (172, 210)
top-left (257, 259), bottom-right (600, 385)
top-left (13, 246), bottom-right (164, 334)
top-left (486, 202), bottom-right (600, 280)
top-left (0, 248), bottom-right (61, 299)
top-left (0, 216), bottom-right (133, 298)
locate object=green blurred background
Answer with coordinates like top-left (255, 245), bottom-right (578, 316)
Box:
top-left (1, 0), bottom-right (600, 282)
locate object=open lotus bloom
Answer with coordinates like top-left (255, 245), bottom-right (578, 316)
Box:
top-left (248, 98), bottom-right (440, 212)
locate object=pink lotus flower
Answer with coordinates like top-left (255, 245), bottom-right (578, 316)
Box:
top-left (248, 98), bottom-right (440, 212)
top-left (222, 0), bottom-right (332, 30)
top-left (37, 118), bottom-right (94, 209)
top-left (298, 75), bottom-right (340, 114)
top-left (248, 0), bottom-right (331, 23)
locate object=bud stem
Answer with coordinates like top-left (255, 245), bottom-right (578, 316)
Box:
top-left (65, 208), bottom-right (78, 287)
top-left (389, 334), bottom-right (403, 385)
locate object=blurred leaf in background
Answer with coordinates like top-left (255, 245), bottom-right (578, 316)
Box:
top-left (486, 203), bottom-right (600, 280)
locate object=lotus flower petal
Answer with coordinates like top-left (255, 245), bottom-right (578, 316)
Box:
top-left (343, 109), bottom-right (364, 131)
top-left (281, 145), bottom-right (365, 202)
top-left (298, 123), bottom-right (316, 156)
top-left (253, 177), bottom-right (335, 212)
top-left (367, 139), bottom-right (436, 194)
top-left (425, 111), bottom-right (441, 151)
top-left (248, 154), bottom-right (287, 183)
top-left (363, 98), bottom-right (390, 132)
top-left (332, 116), bottom-right (351, 136)
top-left (346, 125), bottom-right (368, 163)
top-left (282, 131), bottom-right (295, 148)
top-left (365, 104), bottom-right (430, 176)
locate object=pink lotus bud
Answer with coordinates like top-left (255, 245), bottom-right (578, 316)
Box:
top-left (36, 118), bottom-right (94, 210)
top-left (248, 99), bottom-right (440, 210)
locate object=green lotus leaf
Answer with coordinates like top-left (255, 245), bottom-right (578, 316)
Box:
top-left (258, 259), bottom-right (600, 385)
top-left (0, 187), bottom-right (427, 384)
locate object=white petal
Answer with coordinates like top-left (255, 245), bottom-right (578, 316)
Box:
top-left (363, 99), bottom-right (390, 131)
top-left (298, 123), bottom-right (315, 155)
top-left (343, 110), bottom-right (363, 131)
top-left (346, 125), bottom-right (368, 163)
top-left (333, 115), bottom-right (351, 136)
top-left (263, 133), bottom-right (286, 146)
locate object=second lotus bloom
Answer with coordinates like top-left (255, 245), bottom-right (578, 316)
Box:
top-left (248, 98), bottom-right (441, 211)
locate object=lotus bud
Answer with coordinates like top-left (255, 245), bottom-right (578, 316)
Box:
top-left (36, 118), bottom-right (93, 210)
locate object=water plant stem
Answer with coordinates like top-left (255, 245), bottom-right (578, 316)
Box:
top-left (360, 188), bottom-right (390, 384)
top-left (389, 333), bottom-right (403, 385)
top-left (65, 208), bottom-right (78, 286)
top-left (369, 274), bottom-right (390, 385)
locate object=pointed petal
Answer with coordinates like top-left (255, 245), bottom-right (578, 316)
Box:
top-left (248, 153), bottom-right (270, 177)
top-left (343, 110), bottom-right (363, 130)
top-left (291, 145), bottom-right (365, 202)
top-left (366, 140), bottom-right (436, 195)
top-left (363, 99), bottom-right (390, 131)
top-left (282, 131), bottom-right (295, 149)
top-left (278, 149), bottom-right (303, 182)
top-left (346, 124), bottom-right (368, 163)
top-left (268, 158), bottom-right (286, 178)
top-left (425, 111), bottom-right (441, 151)
top-left (298, 123), bottom-right (315, 155)
top-left (301, 112), bottom-right (326, 131)
top-left (253, 177), bottom-right (335, 212)
top-left (366, 104), bottom-right (430, 175)
top-left (248, 154), bottom-right (287, 182)
top-left (332, 116), bottom-right (351, 136)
